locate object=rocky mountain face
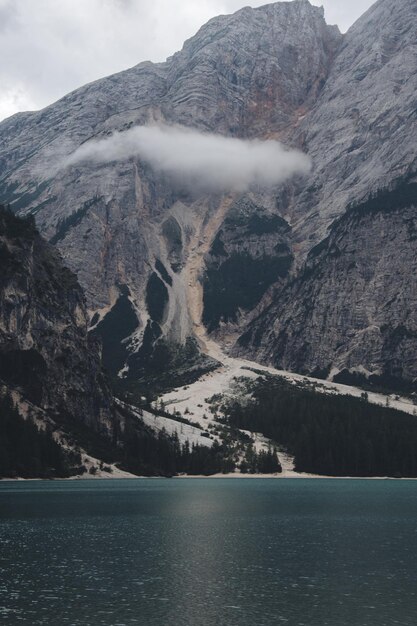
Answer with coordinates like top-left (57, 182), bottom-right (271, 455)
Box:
top-left (0, 0), bottom-right (416, 391)
top-left (0, 206), bottom-right (189, 477)
top-left (0, 205), bottom-right (116, 437)
top-left (238, 179), bottom-right (417, 391)
top-left (288, 0), bottom-right (417, 255)
top-left (234, 0), bottom-right (417, 391)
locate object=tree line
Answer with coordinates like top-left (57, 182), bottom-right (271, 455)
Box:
top-left (226, 376), bottom-right (417, 477)
top-left (120, 415), bottom-right (281, 476)
top-left (0, 394), bottom-right (82, 478)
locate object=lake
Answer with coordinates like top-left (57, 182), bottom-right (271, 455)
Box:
top-left (0, 478), bottom-right (416, 625)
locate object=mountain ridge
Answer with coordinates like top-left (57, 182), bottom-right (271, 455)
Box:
top-left (0, 0), bottom-right (416, 391)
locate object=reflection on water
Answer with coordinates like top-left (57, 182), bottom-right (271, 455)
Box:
top-left (0, 478), bottom-right (417, 625)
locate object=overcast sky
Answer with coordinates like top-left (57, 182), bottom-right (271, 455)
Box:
top-left (0, 0), bottom-right (375, 122)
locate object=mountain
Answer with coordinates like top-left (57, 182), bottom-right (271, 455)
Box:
top-left (0, 206), bottom-right (114, 428)
top-left (0, 204), bottom-right (119, 475)
top-left (236, 0), bottom-right (417, 390)
top-left (0, 205), bottom-right (241, 478)
top-left (0, 0), bottom-right (416, 392)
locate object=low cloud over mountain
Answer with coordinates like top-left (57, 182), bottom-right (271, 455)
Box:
top-left (64, 124), bottom-right (312, 192)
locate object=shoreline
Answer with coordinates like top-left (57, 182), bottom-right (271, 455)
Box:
top-left (1, 472), bottom-right (416, 482)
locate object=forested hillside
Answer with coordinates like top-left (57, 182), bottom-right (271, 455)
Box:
top-left (225, 376), bottom-right (417, 477)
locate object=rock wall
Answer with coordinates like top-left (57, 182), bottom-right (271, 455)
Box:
top-left (0, 206), bottom-right (115, 432)
top-left (237, 179), bottom-right (417, 390)
top-left (0, 0), bottom-right (416, 389)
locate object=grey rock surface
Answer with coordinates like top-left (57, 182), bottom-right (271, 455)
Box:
top-left (290, 0), bottom-right (417, 256)
top-left (234, 0), bottom-right (417, 389)
top-left (0, 208), bottom-right (115, 434)
top-left (237, 179), bottom-right (417, 390)
top-left (0, 0), bottom-right (416, 388)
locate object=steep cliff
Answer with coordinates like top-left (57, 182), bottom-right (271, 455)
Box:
top-left (0, 205), bottom-right (116, 437)
top-left (235, 0), bottom-right (417, 390)
top-left (288, 0), bottom-right (417, 255)
top-left (0, 0), bottom-right (341, 384)
top-left (0, 205), bottom-right (218, 477)
top-left (0, 0), bottom-right (416, 391)
top-left (238, 178), bottom-right (417, 391)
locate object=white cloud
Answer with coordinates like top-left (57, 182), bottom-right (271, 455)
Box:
top-left (63, 124), bottom-right (312, 192)
top-left (0, 0), bottom-right (376, 122)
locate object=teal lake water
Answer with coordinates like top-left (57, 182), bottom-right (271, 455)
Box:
top-left (1, 478), bottom-right (417, 625)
